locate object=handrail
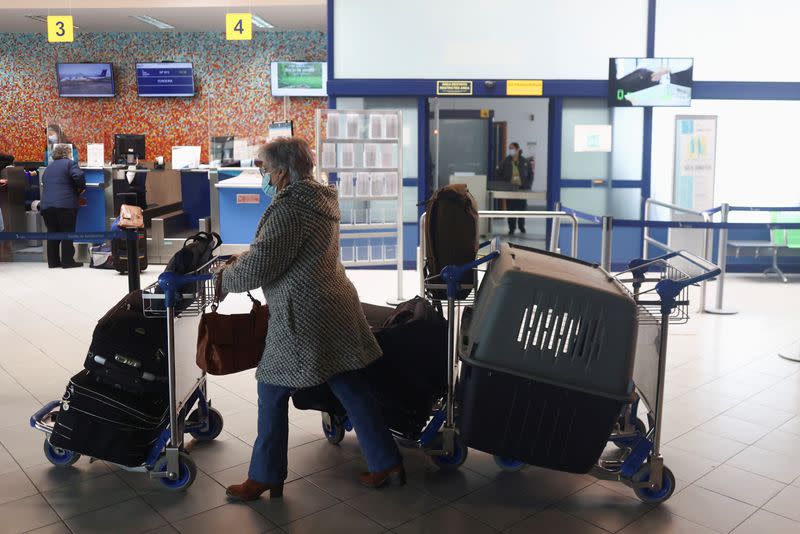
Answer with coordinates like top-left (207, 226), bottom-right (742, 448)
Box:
top-left (706, 205), bottom-right (800, 215)
top-left (646, 198), bottom-right (706, 218)
top-left (560, 206), bottom-right (603, 224)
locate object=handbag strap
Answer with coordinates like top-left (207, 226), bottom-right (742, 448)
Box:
top-left (210, 289), bottom-right (260, 313)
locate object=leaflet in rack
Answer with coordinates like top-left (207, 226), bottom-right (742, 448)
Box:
top-left (314, 109), bottom-right (404, 274)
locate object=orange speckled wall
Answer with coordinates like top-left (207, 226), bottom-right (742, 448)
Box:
top-left (0, 31), bottom-right (327, 163)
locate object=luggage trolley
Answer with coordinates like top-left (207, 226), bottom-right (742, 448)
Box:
top-left (30, 257), bottom-right (228, 491)
top-left (457, 243), bottom-right (719, 504)
top-left (318, 246), bottom-right (498, 470)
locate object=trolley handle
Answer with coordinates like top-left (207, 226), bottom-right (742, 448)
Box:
top-left (439, 251), bottom-right (500, 299)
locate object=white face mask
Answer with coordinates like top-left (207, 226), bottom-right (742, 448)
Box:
top-left (508, 148), bottom-right (517, 157)
top-left (48, 134), bottom-right (58, 144)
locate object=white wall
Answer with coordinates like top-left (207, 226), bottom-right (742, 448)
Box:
top-left (656, 0), bottom-right (800, 82)
top-left (334, 0), bottom-right (647, 79)
top-left (652, 100), bottom-right (800, 215)
top-left (438, 98), bottom-right (550, 192)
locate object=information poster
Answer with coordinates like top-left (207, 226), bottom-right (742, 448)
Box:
top-left (669, 115), bottom-right (717, 256)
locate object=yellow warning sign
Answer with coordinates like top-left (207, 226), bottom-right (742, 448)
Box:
top-left (506, 80), bottom-right (543, 96)
top-left (436, 80), bottom-right (473, 96)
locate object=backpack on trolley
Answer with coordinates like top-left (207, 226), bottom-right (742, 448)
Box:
top-left (424, 184), bottom-right (479, 300)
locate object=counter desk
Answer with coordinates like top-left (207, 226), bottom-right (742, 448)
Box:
top-left (214, 170), bottom-right (272, 251)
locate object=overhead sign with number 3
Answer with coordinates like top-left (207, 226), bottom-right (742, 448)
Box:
top-left (47, 15), bottom-right (74, 43)
top-left (226, 13), bottom-right (252, 41)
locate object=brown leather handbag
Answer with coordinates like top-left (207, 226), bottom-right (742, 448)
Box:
top-left (196, 292), bottom-right (269, 375)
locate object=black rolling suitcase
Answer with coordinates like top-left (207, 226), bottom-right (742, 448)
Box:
top-left (83, 290), bottom-right (168, 394)
top-left (49, 370), bottom-right (168, 467)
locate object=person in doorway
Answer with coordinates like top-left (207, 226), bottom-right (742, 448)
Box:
top-left (215, 137), bottom-right (403, 502)
top-left (40, 143), bottom-right (85, 268)
top-left (496, 142), bottom-right (533, 234)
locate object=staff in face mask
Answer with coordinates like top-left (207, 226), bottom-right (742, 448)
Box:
top-left (496, 142), bottom-right (534, 235)
top-left (45, 123), bottom-right (74, 163)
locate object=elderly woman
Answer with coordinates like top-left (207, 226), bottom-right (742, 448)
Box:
top-left (217, 137), bottom-right (403, 501)
top-left (40, 143), bottom-right (85, 268)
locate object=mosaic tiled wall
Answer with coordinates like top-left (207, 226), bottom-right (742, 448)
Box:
top-left (0, 31), bottom-right (326, 162)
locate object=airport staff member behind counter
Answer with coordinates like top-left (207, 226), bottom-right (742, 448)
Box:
top-left (40, 144), bottom-right (85, 269)
top-left (496, 142), bottom-right (533, 235)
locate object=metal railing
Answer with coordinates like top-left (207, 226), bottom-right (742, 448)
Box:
top-left (642, 199), bottom-right (715, 313)
top-left (418, 209), bottom-right (579, 297)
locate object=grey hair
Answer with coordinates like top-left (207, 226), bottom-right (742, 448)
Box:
top-left (51, 144), bottom-right (72, 160)
top-left (258, 137), bottom-right (315, 185)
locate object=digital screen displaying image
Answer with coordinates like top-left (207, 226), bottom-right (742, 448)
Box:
top-left (136, 62), bottom-right (195, 97)
top-left (56, 63), bottom-right (115, 98)
top-left (609, 58), bottom-right (693, 107)
top-left (270, 61), bottom-right (327, 97)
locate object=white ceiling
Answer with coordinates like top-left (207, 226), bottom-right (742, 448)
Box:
top-left (0, 1), bottom-right (326, 32)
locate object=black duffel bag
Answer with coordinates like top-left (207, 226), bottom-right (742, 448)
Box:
top-left (292, 297), bottom-right (449, 440)
top-left (160, 231), bottom-right (222, 312)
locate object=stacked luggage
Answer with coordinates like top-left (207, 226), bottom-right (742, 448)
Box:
top-left (46, 231), bottom-right (222, 469)
top-left (457, 242), bottom-right (639, 473)
top-left (292, 297), bottom-right (449, 441)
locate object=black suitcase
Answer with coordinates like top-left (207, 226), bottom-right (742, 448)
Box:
top-left (83, 291), bottom-right (168, 394)
top-left (49, 370), bottom-right (168, 467)
top-left (112, 229), bottom-right (148, 273)
top-left (292, 298), bottom-right (449, 439)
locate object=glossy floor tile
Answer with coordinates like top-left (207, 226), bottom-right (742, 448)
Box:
top-left (1, 265), bottom-right (799, 533)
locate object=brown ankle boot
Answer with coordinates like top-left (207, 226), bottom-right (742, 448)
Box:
top-left (226, 479), bottom-right (283, 501)
top-left (359, 464), bottom-right (406, 488)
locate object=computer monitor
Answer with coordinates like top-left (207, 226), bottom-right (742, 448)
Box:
top-left (210, 136), bottom-right (234, 163)
top-left (113, 134), bottom-right (146, 164)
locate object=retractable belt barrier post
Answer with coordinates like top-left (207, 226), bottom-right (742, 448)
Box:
top-left (0, 230), bottom-right (141, 291)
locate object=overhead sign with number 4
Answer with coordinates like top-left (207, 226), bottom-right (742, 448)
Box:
top-left (226, 13), bottom-right (252, 41)
top-left (47, 15), bottom-right (74, 43)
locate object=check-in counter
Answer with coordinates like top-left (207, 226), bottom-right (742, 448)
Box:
top-left (214, 170), bottom-right (271, 253)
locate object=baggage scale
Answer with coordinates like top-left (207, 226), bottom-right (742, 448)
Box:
top-left (30, 257), bottom-right (229, 491)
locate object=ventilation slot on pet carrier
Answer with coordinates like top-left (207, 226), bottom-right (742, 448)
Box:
top-left (516, 297), bottom-right (606, 367)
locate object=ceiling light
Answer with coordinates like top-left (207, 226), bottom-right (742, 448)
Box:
top-left (130, 15), bottom-right (175, 30)
top-left (25, 15), bottom-right (80, 29)
top-left (251, 15), bottom-right (274, 29)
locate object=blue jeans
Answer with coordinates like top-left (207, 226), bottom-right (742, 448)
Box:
top-left (248, 370), bottom-right (402, 484)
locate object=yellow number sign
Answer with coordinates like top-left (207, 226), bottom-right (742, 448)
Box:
top-left (226, 13), bottom-right (252, 41)
top-left (47, 16), bottom-right (74, 43)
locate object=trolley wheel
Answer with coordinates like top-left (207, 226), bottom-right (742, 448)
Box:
top-left (493, 455), bottom-right (525, 472)
top-left (431, 433), bottom-right (468, 470)
top-left (632, 464), bottom-right (676, 504)
top-left (614, 418), bottom-right (647, 449)
top-left (322, 413), bottom-right (346, 445)
top-left (188, 407), bottom-right (224, 441)
top-left (153, 452), bottom-right (197, 491)
top-left (43, 438), bottom-right (80, 467)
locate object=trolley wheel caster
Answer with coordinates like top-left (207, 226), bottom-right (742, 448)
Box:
top-left (632, 464), bottom-right (676, 504)
top-left (614, 418), bottom-right (647, 449)
top-left (494, 455), bottom-right (525, 472)
top-left (188, 407), bottom-right (224, 441)
top-left (43, 439), bottom-right (80, 467)
top-left (153, 452), bottom-right (197, 491)
top-left (322, 413), bottom-right (346, 445)
top-left (431, 433), bottom-right (468, 470)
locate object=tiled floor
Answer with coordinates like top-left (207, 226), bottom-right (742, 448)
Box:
top-left (1, 263), bottom-right (799, 533)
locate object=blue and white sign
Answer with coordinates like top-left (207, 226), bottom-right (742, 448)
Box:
top-left (136, 62), bottom-right (195, 97)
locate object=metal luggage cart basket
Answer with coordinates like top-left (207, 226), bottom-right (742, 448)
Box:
top-left (593, 250), bottom-right (721, 502)
top-left (30, 256), bottom-right (230, 491)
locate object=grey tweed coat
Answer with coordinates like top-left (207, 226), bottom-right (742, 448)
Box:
top-left (221, 178), bottom-right (382, 388)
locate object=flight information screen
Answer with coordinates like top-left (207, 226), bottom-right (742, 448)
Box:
top-left (136, 62), bottom-right (195, 97)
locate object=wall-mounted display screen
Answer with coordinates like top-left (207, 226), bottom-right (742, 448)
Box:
top-left (136, 62), bottom-right (195, 97)
top-left (270, 61), bottom-right (327, 97)
top-left (608, 58), bottom-right (693, 107)
top-left (56, 63), bottom-right (115, 97)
